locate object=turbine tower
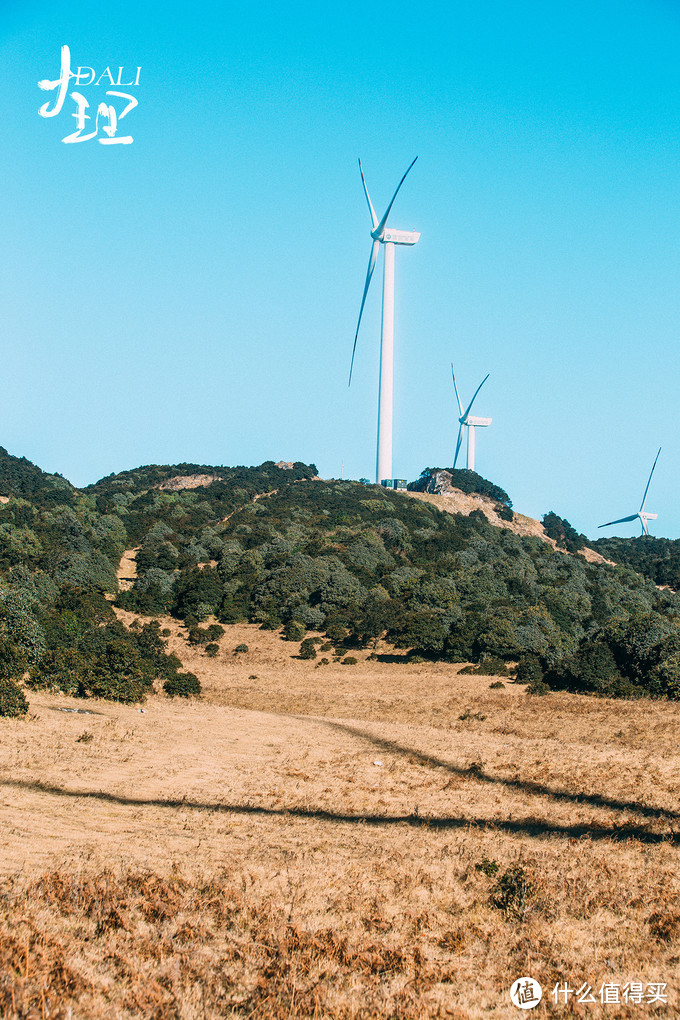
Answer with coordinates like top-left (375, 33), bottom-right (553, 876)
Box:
top-left (451, 365), bottom-right (492, 472)
top-left (349, 157), bottom-right (420, 485)
top-left (599, 447), bottom-right (661, 536)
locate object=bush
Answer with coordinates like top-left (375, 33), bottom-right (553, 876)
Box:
top-left (342, 656), bottom-right (358, 665)
top-left (204, 643), bottom-right (219, 657)
top-left (163, 672), bottom-right (201, 698)
top-left (515, 653), bottom-right (544, 686)
top-left (0, 677), bottom-right (28, 718)
top-left (0, 635), bottom-right (28, 679)
top-left (283, 620), bottom-right (306, 642)
top-left (476, 656), bottom-right (510, 677)
top-left (315, 657), bottom-right (330, 667)
top-left (299, 638), bottom-right (317, 660)
top-left (526, 678), bottom-right (551, 696)
top-left (491, 865), bottom-right (533, 919)
top-left (27, 647), bottom-right (87, 695)
top-left (234, 643), bottom-right (249, 654)
top-left (188, 625), bottom-right (212, 645)
top-left (542, 511), bottom-right (586, 553)
top-left (475, 857), bottom-right (500, 878)
top-left (324, 617), bottom-right (347, 643)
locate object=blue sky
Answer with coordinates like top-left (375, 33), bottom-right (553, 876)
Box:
top-left (2, 0), bottom-right (679, 538)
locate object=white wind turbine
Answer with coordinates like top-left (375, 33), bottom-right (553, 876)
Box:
top-left (599, 447), bottom-right (661, 536)
top-left (349, 157), bottom-right (420, 484)
top-left (451, 364), bottom-right (492, 472)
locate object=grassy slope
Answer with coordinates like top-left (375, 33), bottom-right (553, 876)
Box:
top-left (2, 608), bottom-right (680, 1018)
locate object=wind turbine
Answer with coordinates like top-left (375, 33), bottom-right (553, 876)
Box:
top-left (599, 447), bottom-right (661, 536)
top-left (451, 364), bottom-right (492, 472)
top-left (349, 157), bottom-right (420, 485)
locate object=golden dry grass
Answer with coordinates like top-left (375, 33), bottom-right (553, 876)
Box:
top-left (2, 611), bottom-right (680, 1017)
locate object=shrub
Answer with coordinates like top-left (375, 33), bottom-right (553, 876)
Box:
top-left (163, 672), bottom-right (201, 698)
top-left (489, 680), bottom-right (505, 689)
top-left (515, 653), bottom-right (544, 686)
top-left (526, 678), bottom-right (551, 696)
top-left (342, 656), bottom-right (358, 665)
top-left (476, 656), bottom-right (510, 677)
top-left (299, 638), bottom-right (317, 660)
top-left (475, 857), bottom-right (500, 878)
top-left (491, 865), bottom-right (533, 919)
top-left (259, 614), bottom-right (281, 630)
top-left (324, 617), bottom-right (347, 643)
top-left (205, 643), bottom-right (219, 657)
top-left (234, 643), bottom-right (249, 654)
top-left (283, 620), bottom-right (306, 642)
top-left (0, 635), bottom-right (27, 679)
top-left (188, 626), bottom-right (209, 645)
top-left (315, 657), bottom-right (330, 667)
top-left (205, 623), bottom-right (224, 643)
top-left (0, 677), bottom-right (28, 718)
top-left (542, 511), bottom-right (586, 553)
top-left (27, 647), bottom-right (87, 695)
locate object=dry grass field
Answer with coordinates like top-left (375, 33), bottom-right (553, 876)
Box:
top-left (2, 610), bottom-right (680, 1018)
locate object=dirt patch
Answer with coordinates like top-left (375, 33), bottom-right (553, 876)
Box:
top-left (116, 546), bottom-right (139, 591)
top-left (156, 473), bottom-right (221, 491)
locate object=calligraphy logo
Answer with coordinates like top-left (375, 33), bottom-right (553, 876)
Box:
top-left (38, 45), bottom-right (141, 145)
top-left (510, 977), bottom-right (542, 1010)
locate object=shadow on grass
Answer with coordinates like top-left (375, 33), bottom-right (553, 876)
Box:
top-left (1, 778), bottom-right (677, 846)
top-left (308, 718), bottom-right (680, 825)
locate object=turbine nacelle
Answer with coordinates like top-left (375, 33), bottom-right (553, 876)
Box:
top-left (371, 227), bottom-right (421, 245)
top-left (464, 415), bottom-right (492, 427)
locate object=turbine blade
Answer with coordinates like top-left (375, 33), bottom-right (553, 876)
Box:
top-left (451, 363), bottom-right (463, 416)
top-left (374, 156), bottom-right (418, 238)
top-left (358, 159), bottom-right (378, 230)
top-left (349, 239), bottom-right (380, 386)
top-left (639, 446), bottom-right (661, 512)
top-left (453, 424), bottom-right (464, 469)
top-left (598, 514), bottom-right (639, 528)
top-left (461, 374), bottom-right (490, 423)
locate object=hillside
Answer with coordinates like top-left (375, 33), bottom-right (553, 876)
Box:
top-left (1, 446), bottom-right (680, 706)
top-left (590, 534), bottom-right (680, 592)
top-left (405, 489), bottom-right (611, 565)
